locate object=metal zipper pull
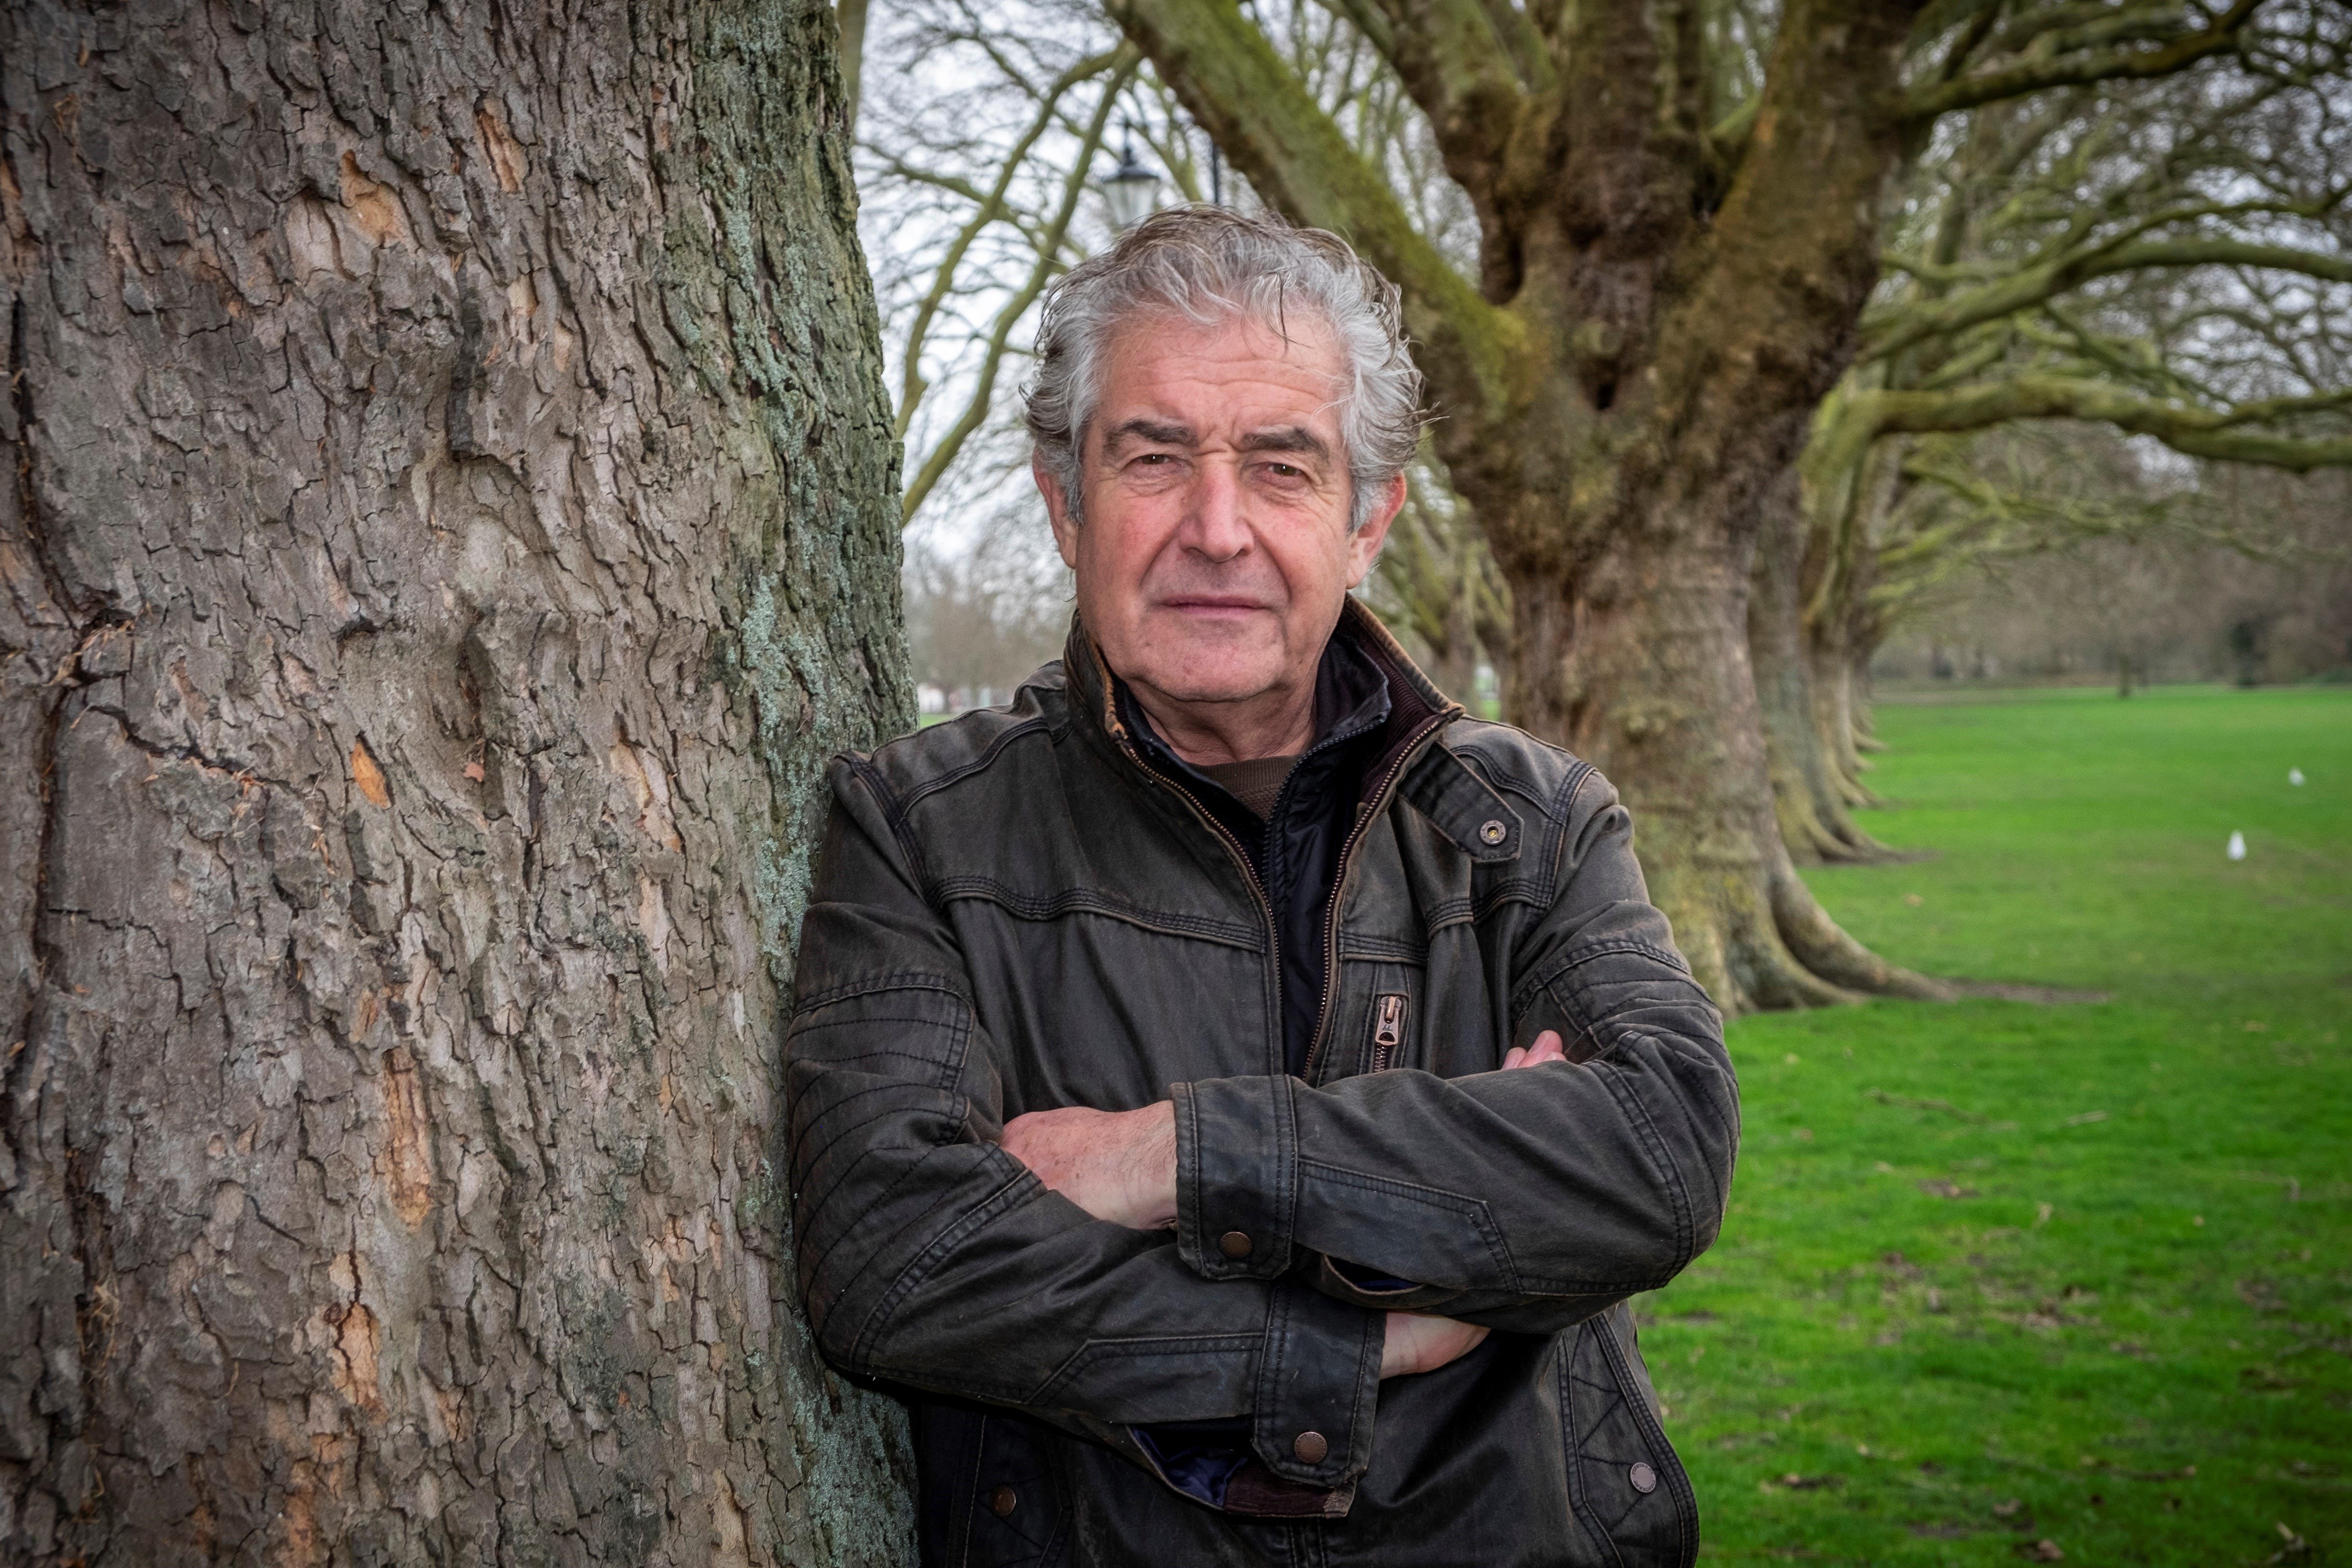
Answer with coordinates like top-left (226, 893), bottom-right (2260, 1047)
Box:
top-left (1371, 992), bottom-right (1407, 1072)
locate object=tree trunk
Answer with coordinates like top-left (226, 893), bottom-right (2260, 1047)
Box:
top-left (1507, 516), bottom-right (1944, 1014)
top-left (1810, 629), bottom-right (1880, 803)
top-left (1750, 475), bottom-right (1891, 865)
top-left (1, 2), bottom-right (914, 1563)
top-left (1851, 658), bottom-right (1886, 752)
top-left (1425, 598), bottom-right (1482, 710)
top-left (1114, 0), bottom-right (1944, 1013)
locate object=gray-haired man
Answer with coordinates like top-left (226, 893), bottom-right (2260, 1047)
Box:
top-left (788, 208), bottom-right (1738, 1567)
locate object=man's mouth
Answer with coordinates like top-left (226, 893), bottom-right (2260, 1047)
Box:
top-left (1157, 596), bottom-right (1270, 615)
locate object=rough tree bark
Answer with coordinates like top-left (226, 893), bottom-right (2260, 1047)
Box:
top-left (1, 1), bottom-right (914, 1562)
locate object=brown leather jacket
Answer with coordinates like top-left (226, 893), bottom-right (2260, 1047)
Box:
top-left (787, 602), bottom-right (1738, 1566)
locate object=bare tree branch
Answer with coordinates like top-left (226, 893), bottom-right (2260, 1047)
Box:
top-left (900, 58), bottom-right (1139, 522)
top-left (1857, 376), bottom-right (2352, 467)
top-left (1104, 0), bottom-right (1523, 417)
top-left (1905, 0), bottom-right (2265, 119)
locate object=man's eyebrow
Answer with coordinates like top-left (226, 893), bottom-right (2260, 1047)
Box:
top-left (1236, 426), bottom-right (1330, 461)
top-left (1101, 417), bottom-right (1196, 450)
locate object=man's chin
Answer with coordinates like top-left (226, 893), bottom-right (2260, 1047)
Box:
top-left (1124, 657), bottom-right (1287, 709)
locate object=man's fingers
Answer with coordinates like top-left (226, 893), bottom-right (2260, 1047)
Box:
top-left (1382, 1311), bottom-right (1493, 1378)
top-left (1502, 1031), bottom-right (1567, 1071)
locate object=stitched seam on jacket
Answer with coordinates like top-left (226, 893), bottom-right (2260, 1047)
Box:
top-left (843, 753), bottom-right (935, 905)
top-left (1337, 933), bottom-right (1425, 963)
top-left (1029, 1334), bottom-right (1262, 1409)
top-left (1509, 1270), bottom-right (1681, 1294)
top-left (1470, 878), bottom-right (1550, 922)
top-left (1558, 1325), bottom-right (1629, 1568)
top-left (1510, 939), bottom-right (1700, 1020)
top-left (791, 969), bottom-right (969, 1016)
top-left (1297, 1159), bottom-right (1520, 1292)
top-left (1174, 1082), bottom-right (1208, 1274)
top-left (849, 1162), bottom-right (1041, 1376)
top-left (1339, 1305), bottom-right (1378, 1475)
top-left (800, 1138), bottom-right (975, 1310)
top-left (892, 716), bottom-right (1052, 811)
top-left (1451, 739), bottom-right (1581, 827)
top-left (790, 976), bottom-right (975, 1097)
top-left (1595, 1311), bottom-right (1700, 1564)
top-left (1592, 1048), bottom-right (1697, 1277)
top-left (1548, 760), bottom-right (1599, 895)
top-left (791, 1089), bottom-right (967, 1229)
top-left (1251, 1278), bottom-right (1292, 1463)
top-left (1274, 1076), bottom-right (1301, 1266)
top-left (931, 877), bottom-right (1265, 949)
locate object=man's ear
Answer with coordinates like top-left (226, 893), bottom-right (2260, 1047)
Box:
top-left (1034, 451), bottom-right (1080, 570)
top-left (1345, 471), bottom-right (1409, 588)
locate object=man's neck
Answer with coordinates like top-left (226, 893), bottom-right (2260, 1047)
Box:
top-left (1122, 673), bottom-right (1315, 767)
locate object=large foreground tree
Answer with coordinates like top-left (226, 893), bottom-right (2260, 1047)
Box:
top-left (1, 1), bottom-right (911, 1561)
top-left (1106, 0), bottom-right (2332, 1010)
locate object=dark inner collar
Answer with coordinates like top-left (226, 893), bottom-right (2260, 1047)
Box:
top-left (1114, 624), bottom-right (1392, 807)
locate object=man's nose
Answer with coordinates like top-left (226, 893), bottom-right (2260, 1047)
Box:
top-left (1176, 460), bottom-right (1252, 561)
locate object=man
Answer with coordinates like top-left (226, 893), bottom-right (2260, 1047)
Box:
top-left (788, 208), bottom-right (1738, 1567)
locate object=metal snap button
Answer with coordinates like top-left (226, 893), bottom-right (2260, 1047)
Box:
top-left (1219, 1230), bottom-right (1254, 1260)
top-left (1629, 1460), bottom-right (1657, 1494)
top-left (1292, 1430), bottom-right (1329, 1465)
top-left (989, 1485), bottom-right (1018, 1518)
top-left (1478, 819), bottom-right (1507, 845)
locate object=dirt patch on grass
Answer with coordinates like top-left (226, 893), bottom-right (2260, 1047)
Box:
top-left (1947, 980), bottom-right (2112, 1004)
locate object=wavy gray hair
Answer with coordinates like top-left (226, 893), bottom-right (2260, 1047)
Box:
top-left (1022, 206), bottom-right (1427, 532)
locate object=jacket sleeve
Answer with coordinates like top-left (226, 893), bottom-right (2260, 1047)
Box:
top-left (1169, 768), bottom-right (1740, 1333)
top-left (786, 757), bottom-right (1383, 1493)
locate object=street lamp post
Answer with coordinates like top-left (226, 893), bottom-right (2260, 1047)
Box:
top-left (1101, 127), bottom-right (1162, 231)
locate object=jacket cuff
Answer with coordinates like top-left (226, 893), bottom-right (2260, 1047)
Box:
top-left (1250, 1280), bottom-right (1383, 1487)
top-left (1172, 1075), bottom-right (1299, 1281)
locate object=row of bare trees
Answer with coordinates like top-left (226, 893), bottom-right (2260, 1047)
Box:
top-left (858, 0), bottom-right (2351, 1012)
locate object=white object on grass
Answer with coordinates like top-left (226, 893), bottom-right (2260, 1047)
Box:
top-left (2227, 830), bottom-right (2247, 861)
top-left (2289, 768), bottom-right (2305, 786)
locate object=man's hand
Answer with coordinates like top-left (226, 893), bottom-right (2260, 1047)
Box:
top-left (1503, 1028), bottom-right (1568, 1071)
top-left (1376, 1029), bottom-right (1565, 1378)
top-left (1381, 1311), bottom-right (1490, 1377)
top-left (1001, 1101), bottom-right (1178, 1230)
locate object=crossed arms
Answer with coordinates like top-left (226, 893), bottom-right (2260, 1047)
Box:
top-left (996, 1032), bottom-right (1572, 1379)
top-left (784, 753), bottom-right (1739, 1494)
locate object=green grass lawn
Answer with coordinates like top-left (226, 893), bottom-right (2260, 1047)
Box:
top-left (1643, 684), bottom-right (2352, 1564)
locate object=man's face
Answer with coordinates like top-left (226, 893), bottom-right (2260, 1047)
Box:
top-left (1037, 312), bottom-right (1400, 714)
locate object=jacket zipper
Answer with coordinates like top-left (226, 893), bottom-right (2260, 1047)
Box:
top-left (1371, 992), bottom-right (1407, 1073)
top-left (1094, 637), bottom-right (1457, 1086)
top-left (1299, 707), bottom-right (1456, 1084)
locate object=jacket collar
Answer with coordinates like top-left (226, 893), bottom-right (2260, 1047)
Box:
top-left (1062, 598), bottom-right (1523, 864)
